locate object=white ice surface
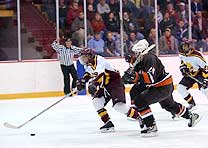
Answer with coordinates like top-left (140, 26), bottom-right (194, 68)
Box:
top-left (0, 90), bottom-right (208, 148)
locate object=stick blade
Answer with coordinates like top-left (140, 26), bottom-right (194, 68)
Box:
top-left (4, 122), bottom-right (19, 129)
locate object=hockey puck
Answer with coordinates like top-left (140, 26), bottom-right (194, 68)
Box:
top-left (30, 133), bottom-right (35, 136)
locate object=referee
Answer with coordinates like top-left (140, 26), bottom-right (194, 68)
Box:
top-left (52, 38), bottom-right (82, 96)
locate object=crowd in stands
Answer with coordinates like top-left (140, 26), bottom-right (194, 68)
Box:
top-left (30, 0), bottom-right (208, 56)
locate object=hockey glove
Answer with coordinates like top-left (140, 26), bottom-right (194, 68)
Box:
top-left (180, 64), bottom-right (190, 76)
top-left (77, 78), bottom-right (86, 91)
top-left (124, 52), bottom-right (136, 64)
top-left (122, 68), bottom-right (139, 84)
top-left (202, 79), bottom-right (208, 89)
top-left (88, 82), bottom-right (97, 97)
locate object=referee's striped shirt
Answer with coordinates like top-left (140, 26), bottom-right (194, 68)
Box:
top-left (51, 40), bottom-right (83, 66)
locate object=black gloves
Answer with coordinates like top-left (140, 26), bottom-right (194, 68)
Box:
top-left (124, 52), bottom-right (136, 64)
top-left (125, 53), bottom-right (132, 63)
top-left (77, 79), bottom-right (86, 91)
top-left (88, 82), bottom-right (97, 97)
top-left (202, 79), bottom-right (208, 88)
top-left (180, 64), bottom-right (190, 76)
top-left (122, 68), bottom-right (139, 84)
top-left (77, 78), bottom-right (98, 96)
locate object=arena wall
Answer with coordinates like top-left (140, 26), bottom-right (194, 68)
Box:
top-left (0, 56), bottom-right (199, 99)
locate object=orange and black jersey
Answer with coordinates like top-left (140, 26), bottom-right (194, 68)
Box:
top-left (134, 53), bottom-right (173, 87)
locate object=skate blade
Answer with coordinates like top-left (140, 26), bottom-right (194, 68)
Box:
top-left (100, 127), bottom-right (115, 133)
top-left (141, 131), bottom-right (158, 137)
top-left (126, 117), bottom-right (137, 121)
top-left (172, 116), bottom-right (181, 121)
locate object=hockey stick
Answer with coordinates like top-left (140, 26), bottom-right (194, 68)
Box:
top-left (130, 44), bottom-right (156, 70)
top-left (4, 89), bottom-right (77, 129)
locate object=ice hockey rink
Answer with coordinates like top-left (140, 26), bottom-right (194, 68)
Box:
top-left (1, 89), bottom-right (208, 148)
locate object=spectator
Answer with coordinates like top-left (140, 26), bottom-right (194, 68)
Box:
top-left (142, 10), bottom-right (155, 38)
top-left (193, 11), bottom-right (208, 39)
top-left (202, 36), bottom-right (208, 52)
top-left (91, 12), bottom-right (106, 37)
top-left (176, 2), bottom-right (190, 25)
top-left (131, 0), bottom-right (142, 8)
top-left (191, 21), bottom-right (203, 42)
top-left (108, 0), bottom-right (120, 18)
top-left (139, 0), bottom-right (154, 19)
top-left (191, 21), bottom-right (205, 51)
top-left (140, 0), bottom-right (154, 7)
top-left (159, 28), bottom-right (178, 54)
top-left (191, 0), bottom-right (203, 15)
top-left (173, 19), bottom-right (188, 43)
top-left (122, 0), bottom-right (140, 18)
top-left (87, 4), bottom-right (96, 22)
top-left (104, 31), bottom-right (120, 57)
top-left (71, 11), bottom-right (94, 46)
top-left (125, 31), bottom-right (139, 52)
top-left (104, 11), bottom-right (120, 33)
top-left (97, 0), bottom-right (111, 21)
top-left (166, 3), bottom-right (179, 23)
top-left (159, 12), bottom-right (176, 34)
top-left (66, 1), bottom-right (82, 28)
top-left (147, 28), bottom-right (156, 46)
top-left (157, 0), bottom-right (178, 12)
top-left (88, 32), bottom-right (105, 56)
top-left (147, 28), bottom-right (157, 54)
top-left (87, 0), bottom-right (97, 11)
top-left (123, 11), bottom-right (140, 36)
top-left (59, 0), bottom-right (68, 32)
top-left (157, 4), bottom-right (163, 24)
top-left (128, 22), bottom-right (144, 40)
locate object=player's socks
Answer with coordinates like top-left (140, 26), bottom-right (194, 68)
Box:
top-left (187, 102), bottom-right (197, 111)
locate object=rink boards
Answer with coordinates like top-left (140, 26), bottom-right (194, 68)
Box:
top-left (0, 56), bottom-right (204, 100)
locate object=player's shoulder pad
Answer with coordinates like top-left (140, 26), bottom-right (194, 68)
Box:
top-left (190, 50), bottom-right (206, 63)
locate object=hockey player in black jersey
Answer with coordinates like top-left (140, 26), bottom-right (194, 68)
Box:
top-left (123, 39), bottom-right (201, 137)
top-left (178, 40), bottom-right (208, 111)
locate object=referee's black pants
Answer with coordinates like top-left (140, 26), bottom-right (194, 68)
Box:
top-left (61, 64), bottom-right (78, 95)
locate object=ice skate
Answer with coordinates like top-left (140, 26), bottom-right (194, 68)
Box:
top-left (68, 88), bottom-right (77, 97)
top-left (188, 113), bottom-right (201, 127)
top-left (187, 103), bottom-right (197, 111)
top-left (68, 93), bottom-right (73, 97)
top-left (140, 124), bottom-right (158, 137)
top-left (100, 121), bottom-right (115, 133)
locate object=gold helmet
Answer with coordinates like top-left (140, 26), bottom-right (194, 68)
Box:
top-left (179, 40), bottom-right (194, 55)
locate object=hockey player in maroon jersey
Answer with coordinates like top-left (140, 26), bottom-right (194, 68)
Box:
top-left (122, 39), bottom-right (201, 137)
top-left (178, 40), bottom-right (208, 111)
top-left (76, 48), bottom-right (142, 133)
